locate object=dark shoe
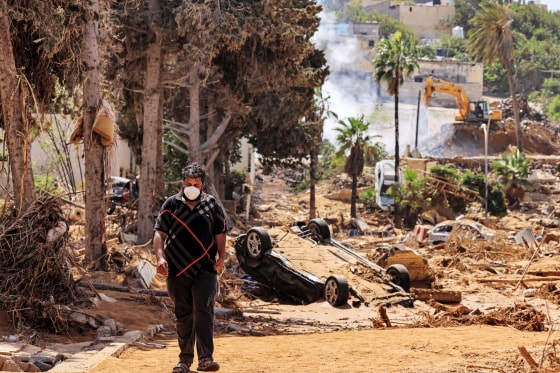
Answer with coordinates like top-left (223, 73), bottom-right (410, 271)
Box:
top-left (172, 362), bottom-right (191, 373)
top-left (197, 359), bottom-right (220, 372)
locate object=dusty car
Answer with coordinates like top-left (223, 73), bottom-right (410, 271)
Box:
top-left (109, 176), bottom-right (139, 204)
top-left (374, 160), bottom-right (397, 211)
top-left (107, 176), bottom-right (139, 214)
top-left (234, 219), bottom-right (412, 307)
top-left (427, 219), bottom-right (496, 244)
top-left (234, 226), bottom-right (351, 306)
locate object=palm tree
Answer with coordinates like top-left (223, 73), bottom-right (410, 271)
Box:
top-left (334, 116), bottom-right (371, 218)
top-left (467, 1), bottom-right (523, 152)
top-left (373, 31), bottom-right (419, 183)
top-left (308, 87), bottom-right (336, 219)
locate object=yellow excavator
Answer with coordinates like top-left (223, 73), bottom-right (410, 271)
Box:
top-left (422, 76), bottom-right (503, 124)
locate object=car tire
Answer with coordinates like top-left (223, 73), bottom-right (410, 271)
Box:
top-left (385, 264), bottom-right (411, 293)
top-left (245, 227), bottom-right (272, 262)
top-left (324, 275), bottom-right (349, 307)
top-left (308, 218), bottom-right (331, 241)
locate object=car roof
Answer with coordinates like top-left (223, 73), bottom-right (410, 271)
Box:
top-left (434, 219), bottom-right (495, 234)
top-left (376, 160), bottom-right (396, 178)
top-left (110, 176), bottom-right (131, 184)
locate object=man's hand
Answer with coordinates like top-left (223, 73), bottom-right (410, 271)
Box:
top-left (156, 257), bottom-right (169, 277)
top-left (153, 230), bottom-right (168, 277)
top-left (214, 256), bottom-right (225, 272)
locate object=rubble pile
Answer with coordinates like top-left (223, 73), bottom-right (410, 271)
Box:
top-left (499, 94), bottom-right (550, 125)
top-left (419, 302), bottom-right (547, 331)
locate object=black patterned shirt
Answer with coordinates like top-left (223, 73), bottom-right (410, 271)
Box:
top-left (153, 191), bottom-right (227, 278)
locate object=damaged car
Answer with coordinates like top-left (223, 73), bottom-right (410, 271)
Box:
top-left (234, 226), bottom-right (350, 306)
top-left (234, 218), bottom-right (412, 307)
top-left (427, 218), bottom-right (496, 244)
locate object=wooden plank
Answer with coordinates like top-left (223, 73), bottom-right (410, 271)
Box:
top-left (518, 346), bottom-right (538, 368)
top-left (411, 288), bottom-right (462, 304)
top-left (136, 259), bottom-right (156, 289)
top-left (479, 276), bottom-right (560, 283)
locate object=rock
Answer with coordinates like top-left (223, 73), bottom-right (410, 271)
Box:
top-left (1, 357), bottom-right (23, 372)
top-left (104, 319), bottom-right (119, 336)
top-left (96, 326), bottom-right (113, 338)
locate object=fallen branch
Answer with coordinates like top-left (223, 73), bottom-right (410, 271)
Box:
top-left (61, 198), bottom-right (85, 209)
top-left (464, 365), bottom-right (506, 372)
top-left (378, 305), bottom-right (392, 327)
top-left (241, 308), bottom-right (282, 315)
top-left (479, 277), bottom-right (560, 283)
top-left (518, 346), bottom-right (538, 369)
top-left (76, 280), bottom-right (168, 296)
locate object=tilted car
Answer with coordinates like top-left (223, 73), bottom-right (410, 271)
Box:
top-left (234, 218), bottom-right (412, 307)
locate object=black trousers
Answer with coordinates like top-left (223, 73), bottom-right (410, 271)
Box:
top-left (167, 270), bottom-right (218, 364)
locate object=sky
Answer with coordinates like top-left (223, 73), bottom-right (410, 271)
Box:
top-left (541, 0), bottom-right (560, 11)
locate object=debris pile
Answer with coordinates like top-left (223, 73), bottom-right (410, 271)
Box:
top-left (0, 196), bottom-right (80, 333)
top-left (499, 94), bottom-right (550, 124)
top-left (419, 302), bottom-right (547, 331)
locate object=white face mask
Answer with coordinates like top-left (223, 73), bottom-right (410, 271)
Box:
top-left (183, 186), bottom-right (201, 201)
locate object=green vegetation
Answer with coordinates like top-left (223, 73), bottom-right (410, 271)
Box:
top-left (334, 0), bottom-right (417, 40)
top-left (359, 187), bottom-right (377, 212)
top-left (491, 147), bottom-right (532, 207)
top-left (461, 170), bottom-right (485, 197)
top-left (385, 162), bottom-right (513, 227)
top-left (364, 141), bottom-right (388, 167)
top-left (388, 168), bottom-right (426, 227)
top-left (34, 174), bottom-right (64, 196)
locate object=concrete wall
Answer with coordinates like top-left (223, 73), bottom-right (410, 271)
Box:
top-left (378, 59), bottom-right (484, 105)
top-left (362, 0), bottom-right (455, 39)
top-left (398, 4), bottom-right (454, 39)
top-left (315, 22), bottom-right (381, 64)
top-left (0, 115), bottom-right (136, 198)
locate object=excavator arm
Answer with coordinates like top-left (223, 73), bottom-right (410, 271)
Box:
top-left (422, 76), bottom-right (473, 122)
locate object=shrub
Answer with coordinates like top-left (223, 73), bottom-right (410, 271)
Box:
top-left (359, 187), bottom-right (377, 212)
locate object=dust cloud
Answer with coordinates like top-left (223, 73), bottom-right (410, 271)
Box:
top-left (312, 10), bottom-right (463, 157)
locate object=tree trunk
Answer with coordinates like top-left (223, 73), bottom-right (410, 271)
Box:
top-left (394, 89), bottom-right (400, 183)
top-left (0, 8), bottom-right (35, 212)
top-left (186, 65), bottom-right (203, 163)
top-left (137, 0), bottom-right (163, 244)
top-left (393, 82), bottom-right (401, 222)
top-left (309, 147), bottom-right (317, 219)
top-left (505, 61), bottom-right (523, 152)
top-left (156, 93), bottom-right (165, 203)
top-left (350, 174), bottom-right (357, 218)
top-left (82, 0), bottom-right (107, 262)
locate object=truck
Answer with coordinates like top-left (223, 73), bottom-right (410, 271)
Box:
top-left (421, 76), bottom-right (503, 124)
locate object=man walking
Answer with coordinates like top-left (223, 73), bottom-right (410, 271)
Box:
top-left (153, 163), bottom-right (227, 372)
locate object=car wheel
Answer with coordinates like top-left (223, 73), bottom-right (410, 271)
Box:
top-left (308, 218), bottom-right (331, 241)
top-left (324, 275), bottom-right (349, 307)
top-left (245, 227), bottom-right (272, 261)
top-left (385, 264), bottom-right (411, 293)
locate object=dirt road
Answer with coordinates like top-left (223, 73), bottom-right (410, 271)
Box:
top-left (90, 325), bottom-right (553, 372)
